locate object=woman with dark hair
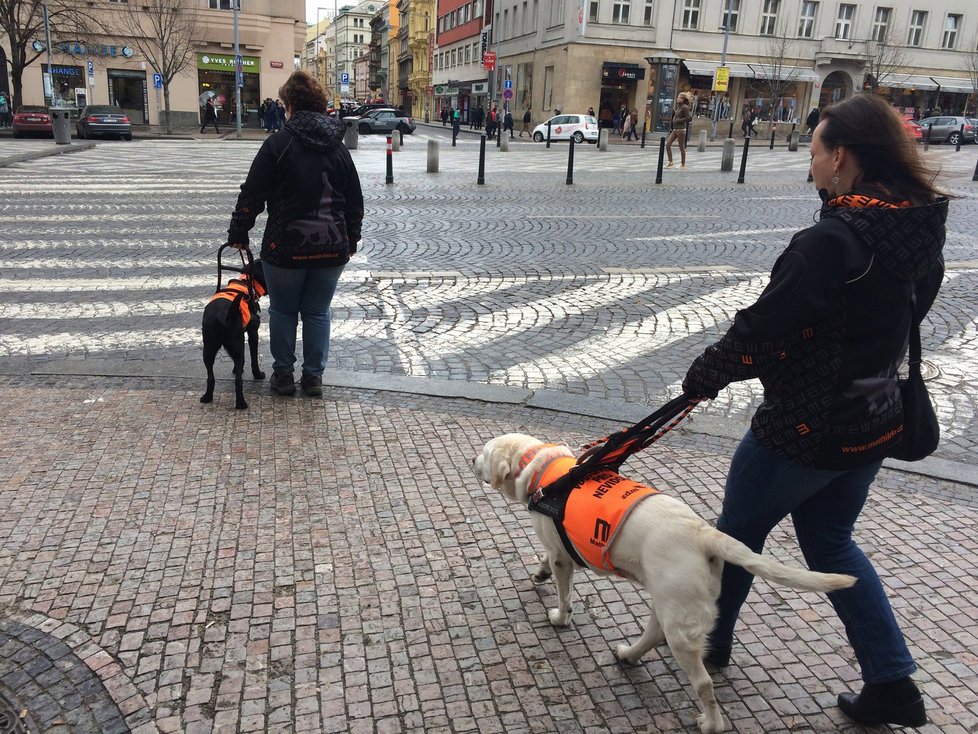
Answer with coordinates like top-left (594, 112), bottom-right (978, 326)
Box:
top-left (683, 93), bottom-right (947, 727)
top-left (226, 70), bottom-right (364, 398)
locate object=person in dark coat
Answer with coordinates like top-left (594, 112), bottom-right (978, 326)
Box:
top-left (200, 97), bottom-right (219, 134)
top-left (263, 98), bottom-right (279, 132)
top-left (683, 93), bottom-right (947, 730)
top-left (503, 109), bottom-right (514, 138)
top-left (806, 107), bottom-right (820, 134)
top-left (225, 71), bottom-right (364, 398)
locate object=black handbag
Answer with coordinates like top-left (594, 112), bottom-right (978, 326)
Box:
top-left (888, 289), bottom-right (940, 462)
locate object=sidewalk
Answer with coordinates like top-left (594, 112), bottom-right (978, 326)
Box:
top-left (0, 370), bottom-right (975, 734)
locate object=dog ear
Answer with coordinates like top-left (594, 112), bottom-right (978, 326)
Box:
top-left (489, 456), bottom-right (513, 491)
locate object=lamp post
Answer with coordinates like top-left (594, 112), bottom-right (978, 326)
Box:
top-left (233, 0), bottom-right (241, 138)
top-left (710, 0), bottom-right (733, 141)
top-left (334, 0), bottom-right (342, 110)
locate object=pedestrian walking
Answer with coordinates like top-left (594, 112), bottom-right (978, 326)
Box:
top-left (225, 70), bottom-right (364, 399)
top-left (452, 107), bottom-right (461, 143)
top-left (486, 105), bottom-right (498, 140)
top-left (666, 93), bottom-right (691, 166)
top-left (441, 106), bottom-right (449, 126)
top-left (519, 106), bottom-right (531, 137)
top-left (200, 97), bottom-right (220, 134)
top-left (621, 111), bottom-right (632, 140)
top-left (682, 93), bottom-right (947, 730)
top-left (806, 107), bottom-right (820, 135)
top-left (623, 108), bottom-right (640, 141)
top-left (503, 109), bottom-right (514, 139)
top-left (0, 92), bottom-right (10, 128)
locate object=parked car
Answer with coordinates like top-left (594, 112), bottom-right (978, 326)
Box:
top-left (901, 115), bottom-right (922, 141)
top-left (350, 102), bottom-right (391, 118)
top-left (76, 105), bottom-right (132, 140)
top-left (11, 105), bottom-right (53, 138)
top-left (355, 108), bottom-right (416, 135)
top-left (917, 116), bottom-right (974, 145)
top-left (531, 114), bottom-right (599, 143)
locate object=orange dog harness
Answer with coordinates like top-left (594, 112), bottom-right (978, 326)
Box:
top-left (519, 445), bottom-right (660, 575)
top-left (208, 276), bottom-right (266, 328)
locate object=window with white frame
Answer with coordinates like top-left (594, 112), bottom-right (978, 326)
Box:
top-left (643, 0), bottom-right (654, 25)
top-left (941, 13), bottom-right (960, 49)
top-left (451, 49), bottom-right (457, 66)
top-left (907, 10), bottom-right (926, 46)
top-left (589, 0), bottom-right (599, 22)
top-left (720, 0), bottom-right (739, 32)
top-left (835, 3), bottom-right (854, 39)
top-left (871, 6), bottom-right (890, 41)
top-left (613, 0), bottom-right (629, 23)
top-left (465, 45), bottom-right (471, 62)
top-left (798, 0), bottom-right (818, 37)
top-left (550, 0), bottom-right (563, 26)
top-left (681, 0), bottom-right (699, 29)
top-left (209, 0), bottom-right (238, 8)
top-left (759, 0), bottom-right (778, 35)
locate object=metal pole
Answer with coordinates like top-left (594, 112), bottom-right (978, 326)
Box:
top-left (566, 138), bottom-right (575, 185)
top-left (956, 124), bottom-right (964, 152)
top-left (737, 137), bottom-right (750, 184)
top-left (710, 0), bottom-right (733, 141)
top-left (386, 135), bottom-right (394, 184)
top-left (335, 0), bottom-right (341, 110)
top-left (42, 4), bottom-right (54, 106)
top-left (233, 0), bottom-right (241, 138)
top-left (478, 133), bottom-right (486, 185)
top-left (655, 137), bottom-right (666, 184)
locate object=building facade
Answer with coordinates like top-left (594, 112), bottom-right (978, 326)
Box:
top-left (487, 0), bottom-right (977, 131)
top-left (432, 0), bottom-right (489, 121)
top-left (2, 0), bottom-right (305, 128)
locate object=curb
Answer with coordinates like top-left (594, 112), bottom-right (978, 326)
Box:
top-left (0, 141), bottom-right (96, 168)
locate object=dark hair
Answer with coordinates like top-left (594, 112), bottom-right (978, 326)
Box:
top-left (819, 94), bottom-right (944, 203)
top-left (278, 71), bottom-right (329, 114)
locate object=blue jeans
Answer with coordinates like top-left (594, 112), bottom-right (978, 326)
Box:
top-left (262, 262), bottom-right (344, 377)
top-left (711, 430), bottom-right (916, 684)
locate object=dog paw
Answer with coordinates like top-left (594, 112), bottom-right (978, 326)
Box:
top-left (696, 712), bottom-right (725, 734)
top-left (253, 370), bottom-right (266, 380)
top-left (200, 394), bottom-right (213, 404)
top-left (235, 401), bottom-right (248, 410)
top-left (531, 569), bottom-right (552, 584)
top-left (614, 644), bottom-right (639, 665)
top-left (548, 608), bottom-right (571, 627)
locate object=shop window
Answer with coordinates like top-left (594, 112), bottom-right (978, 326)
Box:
top-left (720, 0), bottom-right (738, 32)
top-left (907, 10), bottom-right (926, 47)
top-left (941, 14), bottom-right (960, 49)
top-left (681, 0), bottom-right (699, 29)
top-left (835, 3), bottom-right (854, 40)
top-left (871, 7), bottom-right (890, 42)
top-left (759, 0), bottom-right (779, 35)
top-left (612, 0), bottom-right (629, 23)
top-left (798, 1), bottom-right (818, 38)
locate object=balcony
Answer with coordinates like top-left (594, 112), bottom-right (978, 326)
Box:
top-left (814, 36), bottom-right (870, 67)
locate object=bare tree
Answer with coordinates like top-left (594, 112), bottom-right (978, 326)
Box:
top-left (963, 46), bottom-right (978, 116)
top-left (751, 19), bottom-right (802, 124)
top-left (864, 22), bottom-right (911, 93)
top-left (0, 0), bottom-right (100, 109)
top-left (115, 0), bottom-right (202, 134)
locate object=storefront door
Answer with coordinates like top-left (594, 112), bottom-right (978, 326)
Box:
top-left (108, 69), bottom-right (148, 123)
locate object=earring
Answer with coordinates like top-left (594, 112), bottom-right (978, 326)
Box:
top-left (831, 174), bottom-right (840, 187)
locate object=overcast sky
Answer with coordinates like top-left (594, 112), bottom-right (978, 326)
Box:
top-left (305, 1), bottom-right (324, 24)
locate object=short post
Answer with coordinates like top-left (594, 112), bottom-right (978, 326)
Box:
top-left (769, 122), bottom-right (776, 150)
top-left (392, 130), bottom-right (401, 152)
top-left (427, 139), bottom-right (439, 173)
top-left (452, 123), bottom-right (458, 147)
top-left (788, 130), bottom-right (800, 152)
top-left (697, 129), bottom-right (707, 152)
top-left (546, 121), bottom-right (552, 149)
top-left (728, 122), bottom-right (734, 139)
top-left (501, 135), bottom-right (509, 152)
top-left (385, 135), bottom-right (394, 185)
top-left (655, 137), bottom-right (666, 184)
top-left (496, 125), bottom-right (501, 149)
top-left (598, 128), bottom-right (609, 152)
top-left (737, 137), bottom-right (750, 184)
top-left (477, 134), bottom-right (486, 185)
top-left (566, 137), bottom-right (575, 185)
top-left (720, 138), bottom-right (735, 172)
top-left (640, 121), bottom-right (647, 149)
top-left (972, 156), bottom-right (978, 182)
top-left (924, 123), bottom-right (932, 150)
top-left (956, 124), bottom-right (964, 152)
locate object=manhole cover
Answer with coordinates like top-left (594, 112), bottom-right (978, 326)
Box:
top-left (920, 359), bottom-right (940, 382)
top-left (0, 691), bottom-right (29, 734)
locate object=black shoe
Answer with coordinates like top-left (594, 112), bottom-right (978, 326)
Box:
top-left (703, 643), bottom-right (731, 669)
top-left (837, 677), bottom-right (926, 728)
top-left (300, 373), bottom-right (323, 397)
top-left (270, 371), bottom-right (295, 396)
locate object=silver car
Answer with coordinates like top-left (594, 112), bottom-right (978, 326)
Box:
top-left (356, 108), bottom-right (416, 135)
top-left (918, 116), bottom-right (974, 145)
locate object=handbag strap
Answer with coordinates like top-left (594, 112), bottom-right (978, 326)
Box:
top-left (907, 282), bottom-right (922, 379)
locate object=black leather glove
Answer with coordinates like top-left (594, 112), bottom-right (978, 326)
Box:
top-left (682, 353), bottom-right (722, 400)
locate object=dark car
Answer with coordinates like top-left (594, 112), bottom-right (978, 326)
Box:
top-left (12, 105), bottom-right (53, 138)
top-left (356, 108), bottom-right (416, 135)
top-left (76, 105), bottom-right (132, 140)
top-left (918, 116), bottom-right (974, 145)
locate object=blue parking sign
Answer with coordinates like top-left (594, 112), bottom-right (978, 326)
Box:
top-left (341, 72), bottom-right (350, 85)
top-left (153, 73), bottom-right (163, 89)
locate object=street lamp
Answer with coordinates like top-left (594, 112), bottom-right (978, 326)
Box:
top-left (316, 7), bottom-right (331, 88)
top-left (710, 0), bottom-right (734, 140)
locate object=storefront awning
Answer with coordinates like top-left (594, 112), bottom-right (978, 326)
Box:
top-left (683, 59), bottom-right (819, 83)
top-left (881, 74), bottom-right (974, 94)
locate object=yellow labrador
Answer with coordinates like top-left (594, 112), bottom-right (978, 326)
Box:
top-left (472, 433), bottom-right (856, 734)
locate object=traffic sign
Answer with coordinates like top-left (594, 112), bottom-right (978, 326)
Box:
top-left (87, 60), bottom-right (94, 76)
top-left (503, 89), bottom-right (513, 100)
top-left (713, 66), bottom-right (730, 92)
top-left (153, 73), bottom-right (163, 89)
top-left (482, 51), bottom-right (496, 71)
top-left (341, 72), bottom-right (350, 84)
top-left (504, 79), bottom-right (512, 89)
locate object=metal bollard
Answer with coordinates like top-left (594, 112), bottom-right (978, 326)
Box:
top-left (697, 129), bottom-right (707, 152)
top-left (728, 122), bottom-right (734, 139)
top-left (598, 128), bottom-right (609, 152)
top-left (924, 123), bottom-right (931, 150)
top-left (392, 130), bottom-right (401, 152)
top-left (973, 156), bottom-right (978, 182)
top-left (956, 124), bottom-right (964, 152)
top-left (737, 137), bottom-right (750, 184)
top-left (496, 126), bottom-right (501, 149)
top-left (641, 122), bottom-right (647, 149)
top-left (477, 134), bottom-right (486, 185)
top-left (655, 137), bottom-right (666, 184)
top-left (343, 117), bottom-right (359, 149)
top-left (720, 138), bottom-right (735, 172)
top-left (769, 123), bottom-right (776, 150)
top-left (427, 139), bottom-right (439, 173)
top-left (546, 121), bottom-right (552, 149)
top-left (788, 130), bottom-right (800, 152)
top-left (385, 135), bottom-right (394, 185)
top-left (566, 138), bottom-right (575, 185)
top-left (501, 135), bottom-right (509, 152)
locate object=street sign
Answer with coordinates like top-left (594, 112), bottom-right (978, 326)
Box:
top-left (87, 60), bottom-right (94, 76)
top-left (483, 51), bottom-right (496, 71)
top-left (341, 72), bottom-right (350, 84)
top-left (503, 89), bottom-right (513, 100)
top-left (504, 79), bottom-right (512, 90)
top-left (713, 66), bottom-right (730, 92)
top-left (153, 72), bottom-right (163, 89)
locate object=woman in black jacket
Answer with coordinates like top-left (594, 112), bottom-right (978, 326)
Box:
top-left (683, 94), bottom-right (947, 728)
top-left (226, 71), bottom-right (364, 397)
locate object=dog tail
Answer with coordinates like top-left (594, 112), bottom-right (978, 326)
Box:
top-left (703, 527), bottom-right (856, 593)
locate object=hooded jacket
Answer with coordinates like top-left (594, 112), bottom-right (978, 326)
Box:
top-left (227, 111), bottom-right (364, 269)
top-left (685, 191), bottom-right (947, 470)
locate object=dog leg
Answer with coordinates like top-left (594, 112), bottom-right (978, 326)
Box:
top-left (547, 554), bottom-right (575, 626)
top-left (672, 643), bottom-right (725, 734)
top-left (531, 553), bottom-right (552, 584)
top-left (200, 337), bottom-right (219, 404)
top-left (247, 321), bottom-right (265, 380)
top-left (615, 608), bottom-right (665, 664)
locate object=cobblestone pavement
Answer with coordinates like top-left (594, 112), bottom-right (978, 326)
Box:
top-left (0, 137), bottom-right (976, 733)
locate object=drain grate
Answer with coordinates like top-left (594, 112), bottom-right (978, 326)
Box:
top-left (0, 691), bottom-right (29, 734)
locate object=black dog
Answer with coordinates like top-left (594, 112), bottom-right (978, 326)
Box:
top-left (200, 261), bottom-right (267, 409)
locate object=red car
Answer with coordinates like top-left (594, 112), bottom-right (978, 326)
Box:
top-left (12, 105), bottom-right (53, 138)
top-left (902, 115), bottom-right (922, 141)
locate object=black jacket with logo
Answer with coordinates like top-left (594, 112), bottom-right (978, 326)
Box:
top-left (227, 111), bottom-right (364, 268)
top-left (685, 193), bottom-right (948, 469)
